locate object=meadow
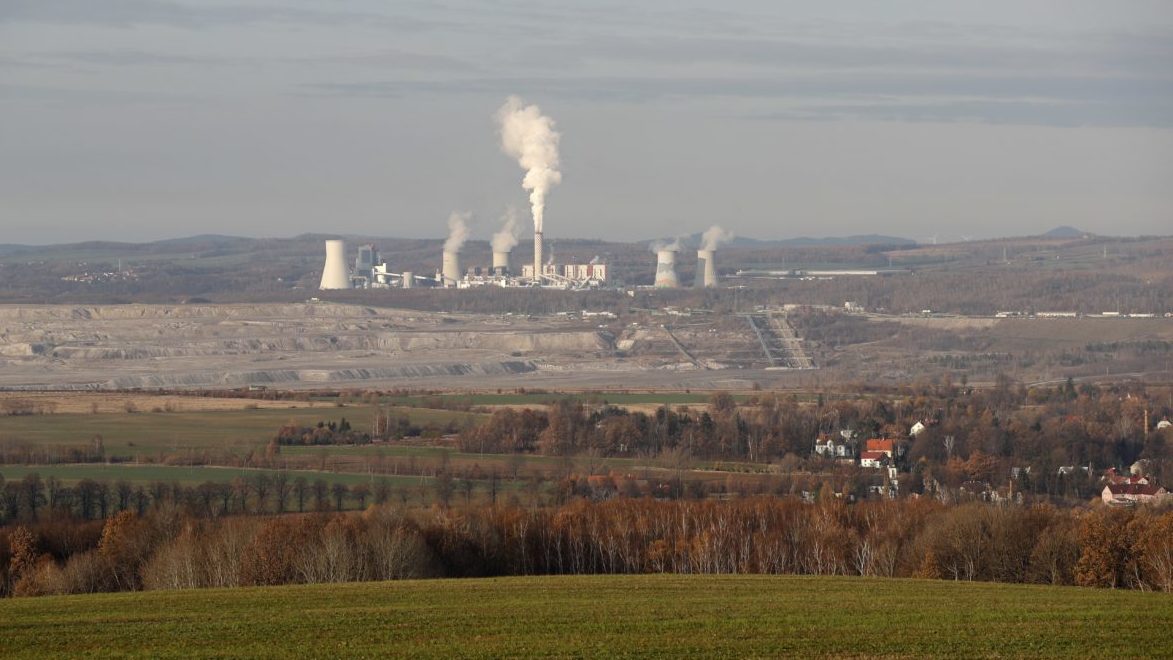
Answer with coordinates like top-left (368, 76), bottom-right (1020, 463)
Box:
top-left (1, 574), bottom-right (1169, 657)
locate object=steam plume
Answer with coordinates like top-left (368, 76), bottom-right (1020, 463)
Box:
top-left (650, 237), bottom-right (682, 253)
top-left (444, 211), bottom-right (471, 253)
top-left (491, 206), bottom-right (522, 253)
top-left (701, 225), bottom-right (734, 251)
top-left (495, 96), bottom-right (561, 233)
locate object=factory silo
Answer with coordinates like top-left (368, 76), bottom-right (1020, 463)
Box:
top-left (441, 250), bottom-right (461, 287)
top-left (696, 249), bottom-right (717, 288)
top-left (654, 249), bottom-right (679, 288)
top-left (401, 271), bottom-right (414, 289)
top-left (319, 240), bottom-right (351, 290)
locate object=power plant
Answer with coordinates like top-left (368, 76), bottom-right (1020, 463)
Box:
top-left (492, 250), bottom-right (511, 276)
top-left (317, 235), bottom-right (732, 293)
top-left (311, 98), bottom-right (730, 294)
top-left (319, 240), bottom-right (351, 290)
top-left (696, 249), bottom-right (718, 288)
top-left (317, 237), bottom-right (608, 292)
top-left (654, 249), bottom-right (679, 289)
top-left (441, 250), bottom-right (461, 288)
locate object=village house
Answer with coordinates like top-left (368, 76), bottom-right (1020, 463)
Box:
top-left (860, 450), bottom-right (889, 469)
top-left (1102, 483), bottom-right (1168, 505)
top-left (865, 438), bottom-right (897, 458)
top-left (1103, 467), bottom-right (1150, 486)
top-left (813, 431), bottom-right (854, 459)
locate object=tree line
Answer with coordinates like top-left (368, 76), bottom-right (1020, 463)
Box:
top-left (456, 382), bottom-right (1171, 498)
top-left (3, 498), bottom-right (1171, 598)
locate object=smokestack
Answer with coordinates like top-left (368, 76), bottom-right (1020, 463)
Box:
top-left (492, 250), bottom-right (511, 276)
top-left (696, 249), bottom-right (717, 288)
top-left (441, 251), bottom-right (460, 287)
top-left (401, 271), bottom-right (414, 289)
top-left (655, 249), bottom-right (679, 288)
top-left (319, 240), bottom-right (351, 290)
top-left (496, 97), bottom-right (560, 286)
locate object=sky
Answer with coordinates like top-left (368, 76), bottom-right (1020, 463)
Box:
top-left (2, 0), bottom-right (1171, 245)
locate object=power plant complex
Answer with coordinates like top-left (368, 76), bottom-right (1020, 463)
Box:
top-left (317, 236), bottom-right (725, 292)
top-left (316, 238), bottom-right (613, 290)
top-left (316, 96), bottom-right (729, 293)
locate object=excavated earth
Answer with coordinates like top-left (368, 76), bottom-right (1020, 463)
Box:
top-left (0, 303), bottom-right (792, 390)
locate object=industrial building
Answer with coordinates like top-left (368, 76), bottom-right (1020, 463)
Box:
top-left (318, 238), bottom-right (610, 291)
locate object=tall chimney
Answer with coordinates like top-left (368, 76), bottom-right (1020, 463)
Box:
top-left (442, 250), bottom-right (460, 287)
top-left (655, 249), bottom-right (679, 288)
top-left (696, 249), bottom-right (717, 288)
top-left (493, 250), bottom-right (511, 276)
top-left (534, 230), bottom-right (543, 280)
top-left (319, 240), bottom-right (351, 290)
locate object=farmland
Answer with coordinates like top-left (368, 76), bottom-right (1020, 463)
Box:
top-left (2, 574), bottom-right (1170, 657)
top-left (0, 464), bottom-right (429, 490)
top-left (0, 405), bottom-right (481, 457)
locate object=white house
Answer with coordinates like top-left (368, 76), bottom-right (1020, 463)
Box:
top-left (860, 450), bottom-right (889, 469)
top-left (814, 433), bottom-right (852, 459)
top-left (1102, 483), bottom-right (1167, 505)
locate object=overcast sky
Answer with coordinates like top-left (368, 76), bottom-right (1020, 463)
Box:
top-left (2, 0), bottom-right (1171, 244)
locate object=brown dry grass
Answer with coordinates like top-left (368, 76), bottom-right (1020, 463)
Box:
top-left (0, 392), bottom-right (334, 415)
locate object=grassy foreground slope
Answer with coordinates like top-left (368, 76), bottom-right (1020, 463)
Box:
top-left (3, 575), bottom-right (1171, 658)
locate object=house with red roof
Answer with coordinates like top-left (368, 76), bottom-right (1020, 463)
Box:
top-left (1103, 467), bottom-right (1150, 486)
top-left (860, 450), bottom-right (889, 469)
top-left (1102, 483), bottom-right (1167, 505)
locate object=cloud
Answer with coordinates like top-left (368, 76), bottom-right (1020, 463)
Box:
top-left (0, 0), bottom-right (420, 29)
top-left (306, 69), bottom-right (1173, 127)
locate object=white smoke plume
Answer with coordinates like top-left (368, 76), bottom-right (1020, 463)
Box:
top-left (491, 206), bottom-right (522, 253)
top-left (701, 225), bottom-right (734, 251)
top-left (649, 237), bottom-right (683, 253)
top-left (444, 211), bottom-right (472, 253)
top-left (495, 96), bottom-right (561, 234)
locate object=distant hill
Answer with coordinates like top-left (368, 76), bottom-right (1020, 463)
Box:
top-left (674, 233), bottom-right (916, 248)
top-left (1042, 226), bottom-right (1086, 238)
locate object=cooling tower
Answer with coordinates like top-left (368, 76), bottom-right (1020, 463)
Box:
top-left (696, 249), bottom-right (717, 288)
top-left (533, 230), bottom-right (543, 280)
top-left (493, 250), bottom-right (511, 276)
top-left (442, 251), bottom-right (460, 287)
top-left (401, 271), bottom-right (414, 289)
top-left (654, 249), bottom-right (679, 289)
top-left (319, 240), bottom-right (351, 290)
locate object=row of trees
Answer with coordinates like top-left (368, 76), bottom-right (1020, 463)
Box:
top-left (454, 383), bottom-right (1171, 495)
top-left (4, 499), bottom-right (1171, 597)
top-left (0, 473), bottom-right (388, 523)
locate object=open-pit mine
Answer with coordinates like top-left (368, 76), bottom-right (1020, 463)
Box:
top-left (0, 303), bottom-right (812, 391)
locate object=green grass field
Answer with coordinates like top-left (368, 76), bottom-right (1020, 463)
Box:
top-left (1, 575), bottom-right (1169, 657)
top-left (0, 406), bottom-right (480, 456)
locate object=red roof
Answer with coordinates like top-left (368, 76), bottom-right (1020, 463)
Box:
top-left (860, 451), bottom-right (887, 461)
top-left (1107, 483), bottom-right (1162, 496)
top-left (866, 439), bottom-right (894, 452)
